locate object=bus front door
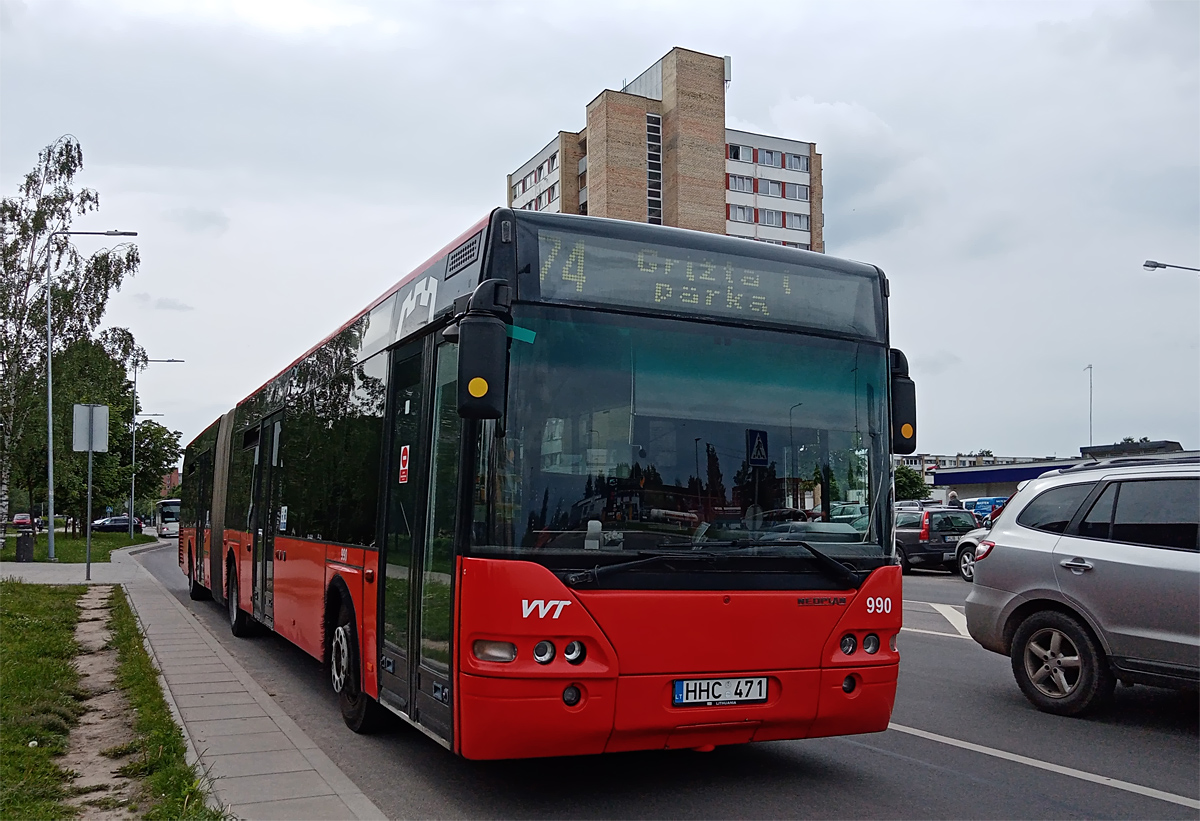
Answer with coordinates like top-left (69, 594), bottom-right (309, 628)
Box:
top-left (251, 413), bottom-right (282, 628)
top-left (378, 339), bottom-right (457, 744)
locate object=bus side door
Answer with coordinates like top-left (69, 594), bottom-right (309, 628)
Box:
top-left (378, 338), bottom-right (459, 744)
top-left (250, 413), bottom-right (282, 628)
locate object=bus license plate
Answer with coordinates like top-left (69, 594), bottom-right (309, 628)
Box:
top-left (673, 677), bottom-right (767, 706)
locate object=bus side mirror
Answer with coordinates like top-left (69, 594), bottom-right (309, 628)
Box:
top-left (890, 348), bottom-right (917, 455)
top-left (456, 279), bottom-right (511, 420)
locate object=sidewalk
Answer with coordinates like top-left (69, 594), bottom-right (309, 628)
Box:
top-left (1, 545), bottom-right (386, 821)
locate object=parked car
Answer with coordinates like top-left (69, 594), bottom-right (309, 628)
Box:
top-left (953, 527), bottom-right (991, 581)
top-left (11, 513), bottom-right (35, 531)
top-left (966, 459), bottom-right (1199, 716)
top-left (92, 515), bottom-right (143, 534)
top-left (894, 507), bottom-right (979, 573)
top-left (830, 503), bottom-right (869, 524)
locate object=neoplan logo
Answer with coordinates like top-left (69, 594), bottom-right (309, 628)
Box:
top-left (522, 599), bottom-right (571, 619)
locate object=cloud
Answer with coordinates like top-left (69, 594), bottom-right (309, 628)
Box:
top-left (748, 96), bottom-right (946, 249)
top-left (131, 292), bottom-right (195, 312)
top-left (164, 206), bottom-right (230, 234)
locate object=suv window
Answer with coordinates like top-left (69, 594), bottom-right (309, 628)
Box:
top-left (931, 511), bottom-right (976, 530)
top-left (1112, 478), bottom-right (1200, 551)
top-left (1078, 483), bottom-right (1117, 540)
top-left (895, 513), bottom-right (921, 528)
top-left (1016, 483), bottom-right (1096, 534)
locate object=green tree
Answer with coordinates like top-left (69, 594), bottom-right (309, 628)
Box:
top-left (894, 465), bottom-right (930, 500)
top-left (1120, 436), bottom-right (1151, 444)
top-left (8, 331), bottom-right (180, 533)
top-left (0, 136), bottom-right (140, 535)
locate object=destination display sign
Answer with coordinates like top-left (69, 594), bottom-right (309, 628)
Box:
top-left (528, 227), bottom-right (883, 339)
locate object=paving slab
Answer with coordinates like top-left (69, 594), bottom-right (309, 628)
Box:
top-left (173, 691), bottom-right (259, 708)
top-left (230, 794), bottom-right (361, 821)
top-left (2, 543), bottom-right (386, 819)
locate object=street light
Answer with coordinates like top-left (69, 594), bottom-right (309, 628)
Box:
top-left (44, 229), bottom-right (137, 561)
top-left (129, 360), bottom-right (183, 538)
top-left (788, 403), bottom-right (804, 508)
top-left (1143, 260), bottom-right (1200, 272)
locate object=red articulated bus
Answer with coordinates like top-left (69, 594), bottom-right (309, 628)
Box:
top-left (179, 209), bottom-right (918, 759)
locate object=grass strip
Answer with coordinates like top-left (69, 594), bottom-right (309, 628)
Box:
top-left (107, 586), bottom-right (224, 820)
top-left (1, 531), bottom-right (156, 563)
top-left (0, 580), bottom-right (87, 819)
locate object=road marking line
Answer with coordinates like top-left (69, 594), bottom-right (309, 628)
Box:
top-left (889, 723), bottom-right (1200, 810)
top-left (930, 602), bottom-right (971, 636)
top-left (901, 627), bottom-right (970, 640)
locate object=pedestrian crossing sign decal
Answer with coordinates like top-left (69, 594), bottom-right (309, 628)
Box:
top-left (747, 429), bottom-right (769, 467)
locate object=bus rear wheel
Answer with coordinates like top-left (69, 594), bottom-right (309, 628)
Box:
top-left (188, 556), bottom-right (210, 601)
top-left (331, 601), bottom-right (380, 734)
top-left (227, 566), bottom-right (252, 637)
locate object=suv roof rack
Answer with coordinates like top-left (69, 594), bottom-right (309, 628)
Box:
top-left (1052, 454), bottom-right (1200, 475)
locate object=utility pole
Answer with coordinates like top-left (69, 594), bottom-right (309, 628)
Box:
top-left (1084, 364), bottom-right (1093, 446)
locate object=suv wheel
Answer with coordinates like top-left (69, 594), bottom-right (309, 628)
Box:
top-left (895, 545), bottom-right (911, 575)
top-left (1010, 611), bottom-right (1114, 716)
top-left (957, 546), bottom-right (975, 582)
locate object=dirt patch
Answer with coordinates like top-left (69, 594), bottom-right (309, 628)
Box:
top-left (62, 585), bottom-right (139, 818)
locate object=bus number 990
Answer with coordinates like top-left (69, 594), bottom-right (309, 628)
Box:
top-left (866, 597), bottom-right (892, 614)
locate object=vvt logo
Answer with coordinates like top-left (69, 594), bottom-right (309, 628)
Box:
top-left (522, 599), bottom-right (571, 619)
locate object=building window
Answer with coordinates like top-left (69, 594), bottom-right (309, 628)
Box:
top-left (728, 174), bottom-right (753, 193)
top-left (786, 153), bottom-right (809, 172)
top-left (647, 114), bottom-right (663, 225)
top-left (548, 152), bottom-right (558, 172)
top-left (728, 144), bottom-right (752, 162)
top-left (759, 179), bottom-right (782, 198)
top-left (547, 183), bottom-right (558, 203)
top-left (760, 209), bottom-right (782, 227)
top-left (785, 183), bottom-right (809, 201)
top-left (786, 213), bottom-right (810, 231)
top-left (759, 149), bottom-right (782, 168)
top-left (730, 205), bottom-right (754, 223)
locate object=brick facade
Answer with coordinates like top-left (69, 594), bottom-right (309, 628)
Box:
top-left (661, 49), bottom-right (727, 234)
top-left (586, 90), bottom-right (660, 223)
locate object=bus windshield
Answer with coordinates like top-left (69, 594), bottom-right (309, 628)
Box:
top-left (471, 305), bottom-right (892, 579)
top-left (158, 500), bottom-right (180, 523)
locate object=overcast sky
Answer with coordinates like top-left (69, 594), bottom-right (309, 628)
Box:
top-left (3, 0), bottom-right (1197, 459)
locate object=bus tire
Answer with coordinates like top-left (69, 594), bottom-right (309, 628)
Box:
top-left (188, 556), bottom-right (210, 601)
top-left (227, 564), bottom-right (252, 638)
top-left (331, 599), bottom-right (380, 734)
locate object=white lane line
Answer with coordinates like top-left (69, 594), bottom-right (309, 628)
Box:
top-left (889, 723), bottom-right (1200, 810)
top-left (930, 602), bottom-right (971, 637)
top-left (901, 626), bottom-right (970, 640)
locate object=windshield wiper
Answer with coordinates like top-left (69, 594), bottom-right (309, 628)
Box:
top-left (564, 551), bottom-right (719, 587)
top-left (742, 539), bottom-right (864, 589)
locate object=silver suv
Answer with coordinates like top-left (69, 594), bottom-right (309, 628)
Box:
top-left (965, 459), bottom-right (1199, 716)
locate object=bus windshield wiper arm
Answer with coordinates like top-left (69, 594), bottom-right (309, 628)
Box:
top-left (565, 551), bottom-right (718, 587)
top-left (734, 539), bottom-right (863, 589)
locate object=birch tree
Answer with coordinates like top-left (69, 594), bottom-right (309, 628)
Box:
top-left (0, 136), bottom-right (140, 534)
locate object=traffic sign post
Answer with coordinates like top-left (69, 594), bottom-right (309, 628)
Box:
top-left (73, 404), bottom-right (109, 581)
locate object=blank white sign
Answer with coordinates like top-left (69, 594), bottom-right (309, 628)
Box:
top-left (72, 404), bottom-right (109, 452)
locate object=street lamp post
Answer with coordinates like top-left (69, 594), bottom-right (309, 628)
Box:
top-left (788, 403), bottom-right (803, 509)
top-left (1143, 260), bottom-right (1200, 273)
top-left (129, 359), bottom-right (183, 538)
top-left (44, 229), bottom-right (137, 561)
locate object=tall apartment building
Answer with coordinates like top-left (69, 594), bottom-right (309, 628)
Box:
top-left (507, 47), bottom-right (824, 252)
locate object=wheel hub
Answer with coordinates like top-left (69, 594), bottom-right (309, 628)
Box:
top-left (331, 624), bottom-right (351, 694)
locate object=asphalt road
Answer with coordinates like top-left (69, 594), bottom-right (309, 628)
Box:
top-left (138, 545), bottom-right (1199, 819)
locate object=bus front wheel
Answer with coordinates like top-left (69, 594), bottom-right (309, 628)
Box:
top-left (331, 600), bottom-right (380, 734)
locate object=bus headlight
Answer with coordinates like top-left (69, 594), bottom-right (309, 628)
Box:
top-left (564, 640), bottom-right (586, 665)
top-left (533, 640), bottom-right (556, 664)
top-left (863, 634), bottom-right (880, 654)
top-left (840, 634), bottom-right (857, 655)
top-left (473, 640), bottom-right (517, 662)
